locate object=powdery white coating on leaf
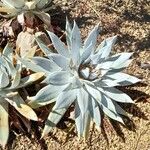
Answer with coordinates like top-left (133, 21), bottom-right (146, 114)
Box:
top-left (0, 45), bottom-right (45, 147)
top-left (0, 0), bottom-right (52, 29)
top-left (24, 20), bottom-right (141, 139)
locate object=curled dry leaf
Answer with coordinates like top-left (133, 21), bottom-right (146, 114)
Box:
top-left (16, 29), bottom-right (51, 58)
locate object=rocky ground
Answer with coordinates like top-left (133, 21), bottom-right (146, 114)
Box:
top-left (0, 0), bottom-right (150, 150)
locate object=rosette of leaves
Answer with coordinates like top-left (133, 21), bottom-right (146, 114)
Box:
top-left (0, 0), bottom-right (52, 27)
top-left (19, 20), bottom-right (141, 139)
top-left (0, 44), bottom-right (44, 147)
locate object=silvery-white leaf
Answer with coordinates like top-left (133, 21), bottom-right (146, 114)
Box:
top-left (35, 37), bottom-right (52, 55)
top-left (97, 35), bottom-right (117, 58)
top-left (32, 57), bottom-right (61, 73)
top-left (82, 111), bottom-right (91, 139)
top-left (95, 39), bottom-right (106, 53)
top-left (90, 54), bottom-right (103, 65)
top-left (111, 53), bottom-right (133, 68)
top-left (84, 83), bottom-right (102, 101)
top-left (99, 94), bottom-right (118, 114)
top-left (66, 17), bottom-right (72, 51)
top-left (54, 89), bottom-right (76, 110)
top-left (42, 108), bottom-right (67, 138)
top-left (89, 98), bottom-right (101, 127)
top-left (18, 56), bottom-right (56, 74)
top-left (100, 103), bottom-right (124, 124)
top-left (2, 0), bottom-right (24, 9)
top-left (47, 31), bottom-right (70, 58)
top-left (99, 87), bottom-right (134, 103)
top-left (36, 0), bottom-right (51, 9)
top-left (105, 72), bottom-right (141, 86)
top-left (81, 42), bottom-right (93, 63)
top-left (47, 53), bottom-right (70, 70)
top-left (83, 24), bottom-right (100, 51)
top-left (110, 60), bottom-right (133, 70)
top-left (92, 51), bottom-right (121, 66)
top-left (1, 57), bottom-right (16, 76)
top-left (80, 67), bottom-right (90, 79)
top-left (44, 71), bottom-right (72, 85)
top-left (112, 101), bottom-right (128, 116)
top-left (71, 76), bottom-right (82, 89)
top-left (77, 88), bottom-right (89, 116)
top-left (7, 70), bottom-right (20, 89)
top-left (93, 79), bottom-right (108, 87)
top-left (95, 59), bottom-right (112, 70)
top-left (0, 67), bottom-right (9, 88)
top-left (3, 43), bottom-right (13, 60)
top-left (75, 101), bottom-right (83, 138)
top-left (100, 79), bottom-right (119, 87)
top-left (95, 57), bottom-right (132, 70)
top-left (28, 84), bottom-right (68, 108)
top-left (71, 21), bottom-right (81, 65)
top-left (17, 57), bottom-right (45, 73)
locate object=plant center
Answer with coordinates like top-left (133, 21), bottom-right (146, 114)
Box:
top-left (78, 64), bottom-right (101, 81)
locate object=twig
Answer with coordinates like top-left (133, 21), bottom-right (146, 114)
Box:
top-left (86, 1), bottom-right (101, 18)
top-left (133, 123), bottom-right (150, 150)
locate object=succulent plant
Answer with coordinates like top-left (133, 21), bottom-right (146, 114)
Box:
top-left (19, 19), bottom-right (141, 139)
top-left (0, 0), bottom-right (52, 28)
top-left (0, 44), bottom-right (44, 147)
